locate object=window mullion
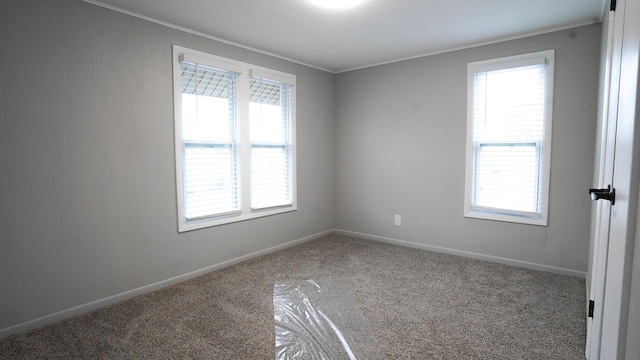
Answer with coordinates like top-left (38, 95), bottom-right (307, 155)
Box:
top-left (237, 70), bottom-right (252, 215)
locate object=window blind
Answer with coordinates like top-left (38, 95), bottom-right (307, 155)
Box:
top-left (249, 77), bottom-right (292, 210)
top-left (180, 61), bottom-right (240, 220)
top-left (471, 63), bottom-right (546, 216)
top-left (183, 143), bottom-right (240, 219)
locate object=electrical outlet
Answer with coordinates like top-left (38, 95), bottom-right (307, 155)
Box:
top-left (394, 215), bottom-right (401, 226)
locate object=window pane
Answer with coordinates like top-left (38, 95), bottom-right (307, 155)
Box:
top-left (251, 146), bottom-right (291, 209)
top-left (180, 61), bottom-right (240, 220)
top-left (250, 78), bottom-right (288, 143)
top-left (471, 63), bottom-right (545, 215)
top-left (250, 77), bottom-right (292, 211)
top-left (474, 143), bottom-right (539, 213)
top-left (473, 65), bottom-right (545, 144)
top-left (181, 62), bottom-right (236, 142)
top-left (184, 144), bottom-right (240, 219)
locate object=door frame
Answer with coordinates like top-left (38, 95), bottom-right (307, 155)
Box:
top-left (586, 1), bottom-right (621, 357)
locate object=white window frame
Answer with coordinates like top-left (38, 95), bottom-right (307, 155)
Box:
top-left (464, 50), bottom-right (554, 226)
top-left (173, 45), bottom-right (297, 232)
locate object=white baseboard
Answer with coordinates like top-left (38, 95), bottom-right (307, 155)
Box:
top-left (0, 229), bottom-right (332, 339)
top-left (333, 229), bottom-right (587, 278)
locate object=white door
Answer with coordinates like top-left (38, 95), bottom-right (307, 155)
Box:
top-left (586, 1), bottom-right (622, 358)
top-left (586, 0), bottom-right (640, 357)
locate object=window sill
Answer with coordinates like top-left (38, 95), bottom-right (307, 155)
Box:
top-left (178, 206), bottom-right (297, 233)
top-left (464, 208), bottom-right (547, 226)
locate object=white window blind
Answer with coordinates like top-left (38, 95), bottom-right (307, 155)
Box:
top-left (249, 77), bottom-right (292, 210)
top-left (465, 50), bottom-right (554, 226)
top-left (180, 61), bottom-right (240, 221)
top-left (474, 142), bottom-right (540, 213)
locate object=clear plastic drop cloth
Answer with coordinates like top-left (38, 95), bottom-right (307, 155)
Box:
top-left (273, 280), bottom-right (386, 360)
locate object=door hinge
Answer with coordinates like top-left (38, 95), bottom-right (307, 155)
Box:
top-left (589, 300), bottom-right (595, 318)
top-left (611, 0), bottom-right (616, 11)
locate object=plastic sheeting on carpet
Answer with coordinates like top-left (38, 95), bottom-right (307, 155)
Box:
top-left (273, 279), bottom-right (386, 360)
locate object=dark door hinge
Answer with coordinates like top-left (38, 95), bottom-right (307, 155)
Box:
top-left (589, 300), bottom-right (595, 318)
top-left (611, 0), bottom-right (616, 11)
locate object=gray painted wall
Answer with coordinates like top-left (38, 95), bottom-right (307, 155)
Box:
top-left (0, 0), bottom-right (335, 334)
top-left (335, 24), bottom-right (601, 273)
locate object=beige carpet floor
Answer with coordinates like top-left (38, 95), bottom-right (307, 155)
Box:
top-left (0, 234), bottom-right (586, 359)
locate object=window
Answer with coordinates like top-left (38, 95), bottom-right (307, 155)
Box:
top-left (464, 50), bottom-right (554, 226)
top-left (173, 46), bottom-right (296, 232)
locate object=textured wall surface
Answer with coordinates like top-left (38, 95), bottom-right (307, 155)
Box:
top-left (0, 0), bottom-right (335, 334)
top-left (335, 24), bottom-right (601, 273)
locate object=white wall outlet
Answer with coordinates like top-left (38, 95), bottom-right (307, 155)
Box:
top-left (394, 215), bottom-right (401, 226)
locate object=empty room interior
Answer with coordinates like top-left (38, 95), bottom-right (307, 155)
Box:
top-left (1, 0), bottom-right (640, 359)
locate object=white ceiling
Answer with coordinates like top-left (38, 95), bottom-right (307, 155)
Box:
top-left (85, 0), bottom-right (606, 73)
